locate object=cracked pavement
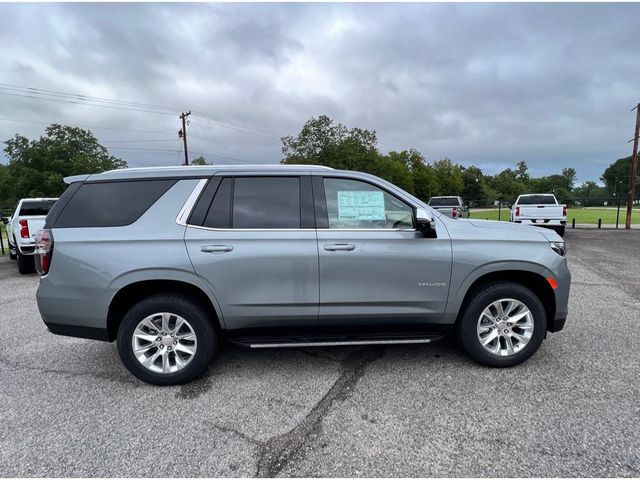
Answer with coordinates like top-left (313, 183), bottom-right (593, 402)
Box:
top-left (0, 229), bottom-right (639, 477)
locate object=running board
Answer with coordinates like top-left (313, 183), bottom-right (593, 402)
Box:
top-left (249, 338), bottom-right (435, 349)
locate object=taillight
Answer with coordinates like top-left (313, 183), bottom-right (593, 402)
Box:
top-left (19, 219), bottom-right (29, 238)
top-left (562, 205), bottom-right (567, 217)
top-left (452, 207), bottom-right (458, 218)
top-left (35, 229), bottom-right (54, 275)
top-left (515, 207), bottom-right (520, 217)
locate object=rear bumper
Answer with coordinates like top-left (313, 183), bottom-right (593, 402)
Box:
top-left (514, 219), bottom-right (566, 227)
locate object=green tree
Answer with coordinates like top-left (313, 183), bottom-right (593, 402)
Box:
top-left (600, 156), bottom-right (636, 199)
top-left (430, 158), bottom-right (464, 196)
top-left (562, 167), bottom-right (577, 191)
top-left (573, 181), bottom-right (608, 207)
top-left (487, 168), bottom-right (529, 203)
top-left (1, 124), bottom-right (126, 207)
top-left (515, 161), bottom-right (530, 183)
top-left (461, 165), bottom-right (486, 206)
top-left (191, 156), bottom-right (209, 165)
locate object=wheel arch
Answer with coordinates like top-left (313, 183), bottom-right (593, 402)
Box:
top-left (107, 279), bottom-right (224, 341)
top-left (453, 269), bottom-right (556, 328)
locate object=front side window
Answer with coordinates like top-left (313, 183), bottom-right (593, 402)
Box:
top-left (233, 177), bottom-right (301, 229)
top-left (323, 178), bottom-right (414, 229)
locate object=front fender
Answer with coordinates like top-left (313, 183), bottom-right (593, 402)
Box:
top-left (445, 260), bottom-right (550, 317)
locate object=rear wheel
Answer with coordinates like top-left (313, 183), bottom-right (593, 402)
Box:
top-left (457, 281), bottom-right (546, 367)
top-left (16, 252), bottom-right (35, 274)
top-left (117, 293), bottom-right (217, 385)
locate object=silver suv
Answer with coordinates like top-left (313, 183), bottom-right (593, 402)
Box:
top-left (35, 165), bottom-right (570, 385)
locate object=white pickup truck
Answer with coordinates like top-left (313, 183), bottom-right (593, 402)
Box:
top-left (510, 194), bottom-right (567, 236)
top-left (2, 198), bottom-right (58, 273)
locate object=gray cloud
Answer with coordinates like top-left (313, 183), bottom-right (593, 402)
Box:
top-left (1, 3), bottom-right (639, 182)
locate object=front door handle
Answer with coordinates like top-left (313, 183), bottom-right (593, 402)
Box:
top-left (323, 243), bottom-right (356, 252)
top-left (200, 245), bottom-right (233, 253)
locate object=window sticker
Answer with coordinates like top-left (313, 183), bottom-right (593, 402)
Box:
top-left (337, 191), bottom-right (385, 221)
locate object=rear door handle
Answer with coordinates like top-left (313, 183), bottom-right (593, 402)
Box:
top-left (323, 244), bottom-right (356, 252)
top-left (200, 245), bottom-right (233, 253)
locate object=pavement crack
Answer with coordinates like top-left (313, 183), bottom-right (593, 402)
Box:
top-left (255, 346), bottom-right (384, 477)
top-left (207, 421), bottom-right (262, 447)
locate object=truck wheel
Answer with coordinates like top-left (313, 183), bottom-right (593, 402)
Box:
top-left (9, 250), bottom-right (17, 260)
top-left (16, 252), bottom-right (35, 274)
top-left (457, 281), bottom-right (546, 368)
top-left (117, 293), bottom-right (217, 385)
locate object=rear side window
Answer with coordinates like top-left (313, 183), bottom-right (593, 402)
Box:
top-left (19, 200), bottom-right (57, 216)
top-left (233, 177), bottom-right (300, 229)
top-left (517, 195), bottom-right (557, 205)
top-left (53, 180), bottom-right (176, 228)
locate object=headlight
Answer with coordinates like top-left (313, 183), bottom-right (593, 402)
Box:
top-left (549, 241), bottom-right (566, 257)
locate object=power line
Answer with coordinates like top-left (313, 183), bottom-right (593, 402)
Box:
top-left (0, 83), bottom-right (180, 113)
top-left (102, 138), bottom-right (178, 144)
top-left (0, 117), bottom-right (175, 135)
top-left (0, 90), bottom-right (179, 116)
top-left (0, 83), bottom-right (282, 140)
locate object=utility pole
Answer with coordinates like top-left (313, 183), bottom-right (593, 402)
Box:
top-left (625, 103), bottom-right (640, 229)
top-left (179, 111), bottom-right (191, 166)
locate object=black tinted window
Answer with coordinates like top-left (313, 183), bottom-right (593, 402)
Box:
top-left (53, 180), bottom-right (176, 228)
top-left (233, 177), bottom-right (300, 229)
top-left (203, 177), bottom-right (232, 228)
top-left (517, 195), bottom-right (557, 205)
top-left (20, 200), bottom-right (56, 216)
top-left (428, 197), bottom-right (460, 207)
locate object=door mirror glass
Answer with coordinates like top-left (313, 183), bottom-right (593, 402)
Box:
top-left (416, 208), bottom-right (436, 237)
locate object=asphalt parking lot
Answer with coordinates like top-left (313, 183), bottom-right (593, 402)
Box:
top-left (1, 229), bottom-right (639, 477)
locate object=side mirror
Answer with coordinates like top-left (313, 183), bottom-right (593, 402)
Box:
top-left (416, 208), bottom-right (437, 237)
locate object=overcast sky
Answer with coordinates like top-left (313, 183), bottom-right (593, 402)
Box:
top-left (1, 2), bottom-right (639, 183)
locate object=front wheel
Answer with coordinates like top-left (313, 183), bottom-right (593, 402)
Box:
top-left (117, 294), bottom-right (217, 385)
top-left (457, 282), bottom-right (546, 367)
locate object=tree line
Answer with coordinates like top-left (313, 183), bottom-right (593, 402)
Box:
top-left (0, 118), bottom-right (636, 210)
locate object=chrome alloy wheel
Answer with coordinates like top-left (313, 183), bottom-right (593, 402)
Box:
top-left (476, 298), bottom-right (534, 356)
top-left (131, 312), bottom-right (198, 374)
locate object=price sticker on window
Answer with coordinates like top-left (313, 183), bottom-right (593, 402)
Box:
top-left (337, 191), bottom-right (385, 221)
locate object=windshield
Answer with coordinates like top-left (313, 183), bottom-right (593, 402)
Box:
top-left (516, 195), bottom-right (557, 205)
top-left (19, 200), bottom-right (56, 216)
top-left (428, 197), bottom-right (460, 207)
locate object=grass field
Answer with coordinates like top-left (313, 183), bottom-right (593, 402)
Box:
top-left (470, 207), bottom-right (639, 225)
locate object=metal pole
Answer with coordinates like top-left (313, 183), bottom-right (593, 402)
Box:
top-left (616, 191), bottom-right (621, 229)
top-left (625, 104), bottom-right (640, 229)
top-left (498, 198), bottom-right (502, 222)
top-left (0, 226), bottom-right (4, 255)
top-left (179, 111), bottom-right (191, 166)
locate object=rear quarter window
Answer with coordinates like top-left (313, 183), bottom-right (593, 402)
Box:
top-left (52, 180), bottom-right (177, 228)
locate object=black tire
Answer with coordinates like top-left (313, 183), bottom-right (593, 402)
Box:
top-left (556, 226), bottom-right (565, 237)
top-left (117, 293), bottom-right (218, 385)
top-left (456, 281), bottom-right (547, 368)
top-left (9, 250), bottom-right (17, 260)
top-left (16, 252), bottom-right (35, 274)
